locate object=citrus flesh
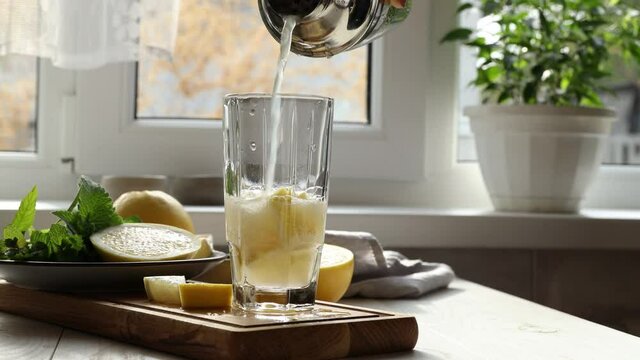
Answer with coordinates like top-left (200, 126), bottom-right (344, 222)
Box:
top-left (144, 276), bottom-right (186, 306)
top-left (90, 223), bottom-right (200, 262)
top-left (192, 235), bottom-right (214, 259)
top-left (316, 244), bottom-right (355, 302)
top-left (114, 190), bottom-right (195, 233)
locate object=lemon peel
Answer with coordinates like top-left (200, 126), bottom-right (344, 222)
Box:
top-left (114, 191), bottom-right (195, 233)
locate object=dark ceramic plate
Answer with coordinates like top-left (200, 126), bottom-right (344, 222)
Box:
top-left (0, 251), bottom-right (227, 292)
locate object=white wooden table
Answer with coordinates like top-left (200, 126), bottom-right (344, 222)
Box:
top-left (1, 279), bottom-right (639, 360)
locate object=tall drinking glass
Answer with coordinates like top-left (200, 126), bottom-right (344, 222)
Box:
top-left (223, 94), bottom-right (333, 313)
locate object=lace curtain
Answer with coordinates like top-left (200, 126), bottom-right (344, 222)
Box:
top-left (0, 0), bottom-right (180, 69)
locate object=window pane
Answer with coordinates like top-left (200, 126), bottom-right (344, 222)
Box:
top-left (457, 9), bottom-right (640, 166)
top-left (0, 55), bottom-right (37, 153)
top-left (136, 0), bottom-right (368, 123)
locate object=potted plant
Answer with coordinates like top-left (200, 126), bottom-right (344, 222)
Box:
top-left (442, 0), bottom-right (640, 212)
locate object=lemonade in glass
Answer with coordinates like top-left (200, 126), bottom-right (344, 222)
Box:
top-left (223, 94), bottom-right (333, 313)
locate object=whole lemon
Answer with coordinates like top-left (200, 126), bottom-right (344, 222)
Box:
top-left (114, 190), bottom-right (195, 233)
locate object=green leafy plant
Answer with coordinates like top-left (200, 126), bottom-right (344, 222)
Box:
top-left (1, 176), bottom-right (138, 262)
top-left (441, 0), bottom-right (640, 106)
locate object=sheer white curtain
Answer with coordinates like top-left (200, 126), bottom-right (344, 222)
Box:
top-left (0, 0), bottom-right (179, 69)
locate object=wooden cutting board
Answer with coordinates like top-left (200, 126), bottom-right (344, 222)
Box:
top-left (0, 281), bottom-right (418, 360)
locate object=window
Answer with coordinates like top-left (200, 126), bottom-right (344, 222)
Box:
top-left (457, 6), bottom-right (640, 166)
top-left (0, 58), bottom-right (79, 201)
top-left (0, 55), bottom-right (37, 153)
top-left (2, 0), bottom-right (639, 209)
top-left (72, 0), bottom-right (428, 181)
top-left (136, 0), bottom-right (368, 123)
top-left (433, 1), bottom-right (640, 209)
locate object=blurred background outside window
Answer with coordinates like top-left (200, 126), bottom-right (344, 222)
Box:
top-left (136, 0), bottom-right (369, 123)
top-left (0, 55), bottom-right (37, 153)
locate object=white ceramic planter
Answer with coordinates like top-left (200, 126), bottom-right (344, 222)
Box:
top-left (464, 105), bottom-right (616, 213)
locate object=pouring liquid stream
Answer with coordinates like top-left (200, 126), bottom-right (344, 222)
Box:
top-left (265, 16), bottom-right (297, 192)
top-left (226, 15), bottom-right (330, 309)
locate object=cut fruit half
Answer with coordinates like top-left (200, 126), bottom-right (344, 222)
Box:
top-left (316, 244), bottom-right (355, 302)
top-left (90, 223), bottom-right (200, 262)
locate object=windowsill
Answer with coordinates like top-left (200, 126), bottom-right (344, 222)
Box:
top-left (1, 202), bottom-right (639, 250)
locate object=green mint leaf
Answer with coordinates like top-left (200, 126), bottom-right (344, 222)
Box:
top-left (48, 224), bottom-right (68, 247)
top-left (56, 234), bottom-right (85, 261)
top-left (76, 176), bottom-right (123, 235)
top-left (30, 230), bottom-right (54, 259)
top-left (4, 186), bottom-right (38, 236)
top-left (225, 163), bottom-right (238, 196)
top-left (29, 224), bottom-right (85, 261)
top-left (3, 225), bottom-right (25, 248)
top-left (53, 210), bottom-right (80, 233)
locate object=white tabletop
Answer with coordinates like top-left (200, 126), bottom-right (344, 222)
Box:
top-left (1, 279), bottom-right (639, 360)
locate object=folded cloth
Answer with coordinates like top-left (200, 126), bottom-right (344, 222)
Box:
top-left (325, 230), bottom-right (455, 299)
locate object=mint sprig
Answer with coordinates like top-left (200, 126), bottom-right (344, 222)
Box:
top-left (1, 176), bottom-right (138, 262)
top-left (54, 176), bottom-right (125, 242)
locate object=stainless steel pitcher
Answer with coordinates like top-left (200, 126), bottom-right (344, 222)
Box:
top-left (259, 0), bottom-right (412, 57)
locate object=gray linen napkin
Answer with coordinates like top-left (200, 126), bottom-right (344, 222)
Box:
top-left (325, 230), bottom-right (455, 299)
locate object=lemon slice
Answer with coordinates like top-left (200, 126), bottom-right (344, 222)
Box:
top-left (144, 276), bottom-right (185, 305)
top-left (316, 244), bottom-right (355, 302)
top-left (90, 223), bottom-right (200, 262)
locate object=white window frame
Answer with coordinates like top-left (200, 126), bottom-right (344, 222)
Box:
top-left (0, 61), bottom-right (77, 200)
top-left (429, 0), bottom-right (640, 210)
top-left (71, 1), bottom-right (431, 182)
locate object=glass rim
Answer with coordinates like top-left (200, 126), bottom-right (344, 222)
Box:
top-left (224, 93), bottom-right (333, 103)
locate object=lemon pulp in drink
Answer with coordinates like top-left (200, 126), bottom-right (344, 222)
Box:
top-left (225, 188), bottom-right (327, 291)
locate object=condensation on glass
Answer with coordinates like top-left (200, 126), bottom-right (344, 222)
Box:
top-left (136, 0), bottom-right (368, 124)
top-left (0, 55), bottom-right (37, 153)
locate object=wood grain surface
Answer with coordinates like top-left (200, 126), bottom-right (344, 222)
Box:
top-left (0, 282), bottom-right (418, 360)
top-left (1, 279), bottom-right (640, 359)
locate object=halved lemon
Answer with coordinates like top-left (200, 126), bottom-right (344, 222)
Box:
top-left (316, 244), bottom-right (355, 302)
top-left (90, 223), bottom-right (200, 262)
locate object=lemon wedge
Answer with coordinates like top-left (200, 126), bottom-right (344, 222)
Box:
top-left (114, 190), bottom-right (195, 232)
top-left (316, 244), bottom-right (355, 302)
top-left (179, 283), bottom-right (232, 309)
top-left (144, 276), bottom-right (185, 305)
top-left (90, 223), bottom-right (200, 262)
